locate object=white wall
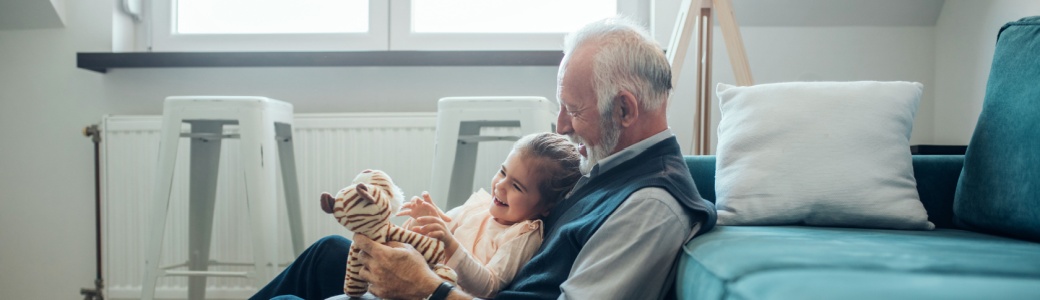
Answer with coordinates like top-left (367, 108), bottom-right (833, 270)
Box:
top-left (101, 66), bottom-right (558, 115)
top-left (2, 1), bottom-right (1037, 299)
top-left (934, 0), bottom-right (1040, 144)
top-left (653, 1), bottom-right (940, 153)
top-left (0, 1), bottom-right (109, 299)
top-left (665, 26), bottom-right (937, 153)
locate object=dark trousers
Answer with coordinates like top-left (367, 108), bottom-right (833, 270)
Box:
top-left (250, 235), bottom-right (352, 300)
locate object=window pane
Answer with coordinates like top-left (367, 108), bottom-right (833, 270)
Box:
top-left (412, 0), bottom-right (616, 33)
top-left (177, 0), bottom-right (368, 34)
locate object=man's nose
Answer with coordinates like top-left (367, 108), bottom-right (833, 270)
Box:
top-left (556, 112), bottom-right (572, 135)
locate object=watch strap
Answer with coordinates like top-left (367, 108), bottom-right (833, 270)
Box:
top-left (428, 281), bottom-right (454, 300)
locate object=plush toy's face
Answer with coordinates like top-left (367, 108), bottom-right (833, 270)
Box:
top-left (321, 169), bottom-right (404, 238)
top-left (350, 169), bottom-right (404, 213)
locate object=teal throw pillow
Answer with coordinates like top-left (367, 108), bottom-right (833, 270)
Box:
top-left (954, 16), bottom-right (1040, 242)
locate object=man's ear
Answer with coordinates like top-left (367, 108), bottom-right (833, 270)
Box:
top-left (615, 90), bottom-right (639, 127)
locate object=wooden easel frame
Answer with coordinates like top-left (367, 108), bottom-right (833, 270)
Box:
top-left (667, 0), bottom-right (753, 155)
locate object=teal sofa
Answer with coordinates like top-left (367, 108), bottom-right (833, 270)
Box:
top-left (675, 16), bottom-right (1040, 299)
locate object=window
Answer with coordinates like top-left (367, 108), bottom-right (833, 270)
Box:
top-left (149, 0), bottom-right (388, 51)
top-left (392, 0), bottom-right (622, 50)
top-left (146, 0), bottom-right (645, 52)
top-left (176, 0), bottom-right (369, 34)
top-left (412, 1), bottom-right (614, 33)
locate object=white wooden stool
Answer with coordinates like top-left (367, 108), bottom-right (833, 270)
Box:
top-left (430, 96), bottom-right (557, 210)
top-left (142, 96), bottom-right (305, 300)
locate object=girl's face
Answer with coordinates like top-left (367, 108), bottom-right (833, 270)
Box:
top-left (489, 150), bottom-right (549, 225)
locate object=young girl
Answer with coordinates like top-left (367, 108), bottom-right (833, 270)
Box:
top-left (397, 132), bottom-right (582, 298)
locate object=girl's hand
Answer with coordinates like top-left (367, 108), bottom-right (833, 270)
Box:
top-left (396, 191), bottom-right (452, 222)
top-left (411, 216), bottom-right (459, 260)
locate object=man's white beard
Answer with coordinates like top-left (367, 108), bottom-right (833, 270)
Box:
top-left (582, 140), bottom-right (613, 175)
top-left (572, 114), bottom-right (621, 175)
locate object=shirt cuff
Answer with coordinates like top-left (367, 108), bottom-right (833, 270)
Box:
top-left (445, 245), bottom-right (467, 268)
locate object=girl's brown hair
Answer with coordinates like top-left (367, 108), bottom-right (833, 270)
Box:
top-left (513, 132), bottom-right (583, 210)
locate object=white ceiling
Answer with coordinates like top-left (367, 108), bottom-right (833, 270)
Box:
top-left (730, 0), bottom-right (946, 27)
top-left (0, 0), bottom-right (66, 30)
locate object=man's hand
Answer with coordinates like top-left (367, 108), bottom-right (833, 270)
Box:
top-left (354, 235), bottom-right (443, 299)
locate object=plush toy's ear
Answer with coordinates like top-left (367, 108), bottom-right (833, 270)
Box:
top-left (320, 192), bottom-right (335, 214)
top-left (355, 183), bottom-right (376, 204)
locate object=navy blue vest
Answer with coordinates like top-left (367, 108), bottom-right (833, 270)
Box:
top-left (495, 137), bottom-right (717, 300)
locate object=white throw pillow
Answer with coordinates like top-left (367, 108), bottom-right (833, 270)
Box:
top-left (714, 81), bottom-right (934, 230)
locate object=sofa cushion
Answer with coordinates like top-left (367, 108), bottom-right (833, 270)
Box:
top-left (954, 16), bottom-right (1040, 242)
top-left (727, 269), bottom-right (1040, 300)
top-left (677, 226), bottom-right (1040, 299)
top-left (714, 81), bottom-right (933, 230)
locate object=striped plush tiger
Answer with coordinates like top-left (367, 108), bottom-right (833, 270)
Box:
top-left (320, 169), bottom-right (457, 297)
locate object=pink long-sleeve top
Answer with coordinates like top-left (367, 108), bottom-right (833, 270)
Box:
top-left (406, 189), bottom-right (543, 298)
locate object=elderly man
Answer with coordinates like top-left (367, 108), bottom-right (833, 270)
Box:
top-left (251, 16), bottom-right (716, 300)
top-left (352, 17), bottom-right (716, 300)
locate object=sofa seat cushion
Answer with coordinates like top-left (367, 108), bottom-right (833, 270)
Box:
top-left (729, 269), bottom-right (1040, 300)
top-left (677, 226), bottom-right (1040, 299)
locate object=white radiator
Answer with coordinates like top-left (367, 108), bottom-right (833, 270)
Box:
top-left (100, 113), bottom-right (518, 299)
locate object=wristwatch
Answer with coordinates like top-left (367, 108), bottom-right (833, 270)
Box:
top-left (425, 281), bottom-right (454, 300)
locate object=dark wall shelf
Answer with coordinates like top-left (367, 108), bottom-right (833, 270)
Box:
top-left (76, 51), bottom-right (564, 73)
top-left (910, 145), bottom-right (968, 155)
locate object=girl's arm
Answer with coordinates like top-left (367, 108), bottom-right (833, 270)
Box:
top-left (444, 223), bottom-right (543, 298)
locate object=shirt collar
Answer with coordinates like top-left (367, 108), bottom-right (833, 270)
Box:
top-left (586, 128), bottom-right (674, 178)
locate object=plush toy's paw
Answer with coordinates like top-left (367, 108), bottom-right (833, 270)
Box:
top-left (433, 264), bottom-right (458, 285)
top-left (320, 192), bottom-right (336, 214)
top-left (345, 274), bottom-right (369, 298)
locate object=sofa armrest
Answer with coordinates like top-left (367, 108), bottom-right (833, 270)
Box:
top-left (683, 155), bottom-right (965, 228)
top-left (684, 155), bottom-right (717, 204)
top-left (911, 155), bottom-right (964, 228)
